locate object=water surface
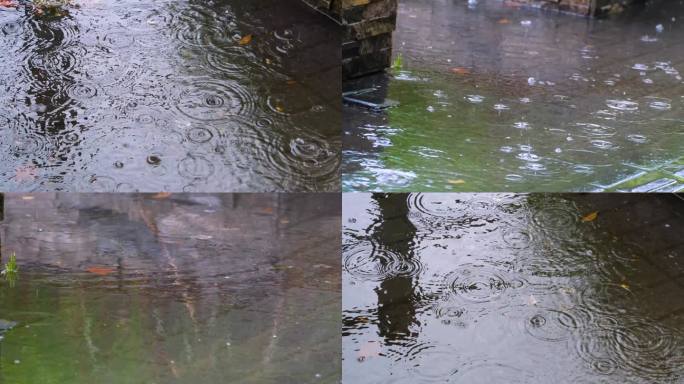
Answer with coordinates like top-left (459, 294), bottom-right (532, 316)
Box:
top-left (0, 0), bottom-right (340, 192)
top-left (343, 0), bottom-right (684, 192)
top-left (343, 193), bottom-right (684, 383)
top-left (0, 193), bottom-right (340, 383)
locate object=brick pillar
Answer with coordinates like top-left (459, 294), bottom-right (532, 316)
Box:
top-left (304, 0), bottom-right (398, 79)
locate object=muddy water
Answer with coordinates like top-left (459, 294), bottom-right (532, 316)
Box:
top-left (343, 0), bottom-right (684, 192)
top-left (0, 0), bottom-right (340, 192)
top-left (343, 193), bottom-right (684, 383)
top-left (0, 193), bottom-right (340, 383)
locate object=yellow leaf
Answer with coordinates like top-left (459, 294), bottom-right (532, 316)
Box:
top-left (581, 211), bottom-right (598, 222)
top-left (448, 179), bottom-right (466, 185)
top-left (238, 34), bottom-right (253, 45)
top-left (620, 283), bottom-right (630, 291)
top-left (21, 196), bottom-right (35, 200)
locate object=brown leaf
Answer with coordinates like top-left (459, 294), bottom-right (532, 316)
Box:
top-left (497, 18), bottom-right (511, 24)
top-left (238, 34), bottom-right (253, 46)
top-left (450, 67), bottom-right (471, 75)
top-left (87, 267), bottom-right (116, 276)
top-left (581, 211), bottom-right (598, 222)
top-left (152, 192), bottom-right (172, 199)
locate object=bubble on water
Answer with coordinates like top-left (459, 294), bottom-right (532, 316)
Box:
top-left (466, 95), bottom-right (484, 104)
top-left (591, 140), bottom-right (616, 150)
top-left (519, 97), bottom-right (531, 104)
top-left (505, 174), bottom-right (523, 182)
top-left (426, 105), bottom-right (435, 112)
top-left (606, 100), bottom-right (639, 111)
top-left (647, 98), bottom-right (672, 111)
top-left (632, 63), bottom-right (650, 71)
top-left (643, 78), bottom-right (653, 84)
top-left (527, 77), bottom-right (536, 85)
top-left (640, 35), bottom-right (658, 42)
top-left (513, 121), bottom-right (531, 129)
top-left (627, 134), bottom-right (648, 144)
top-left (656, 24), bottom-right (664, 33)
top-left (521, 20), bottom-right (532, 26)
top-left (499, 146), bottom-right (514, 153)
top-left (517, 152), bottom-right (541, 162)
top-left (493, 104), bottom-right (509, 111)
top-left (147, 155), bottom-right (162, 166)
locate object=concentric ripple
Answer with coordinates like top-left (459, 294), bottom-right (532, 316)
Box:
top-left (445, 265), bottom-right (509, 303)
top-left (343, 243), bottom-right (423, 282)
top-left (175, 80), bottom-right (256, 121)
top-left (524, 308), bottom-right (581, 342)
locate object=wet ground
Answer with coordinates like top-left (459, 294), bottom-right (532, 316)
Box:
top-left (0, 193), bottom-right (340, 383)
top-left (343, 0), bottom-right (684, 192)
top-left (0, 0), bottom-right (340, 192)
top-left (343, 193), bottom-right (684, 383)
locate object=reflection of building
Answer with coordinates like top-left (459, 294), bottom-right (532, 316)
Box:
top-left (304, 0), bottom-right (397, 79)
top-left (510, 0), bottom-right (644, 16)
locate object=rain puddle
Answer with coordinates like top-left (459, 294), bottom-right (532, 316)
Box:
top-left (0, 193), bottom-right (340, 383)
top-left (343, 193), bottom-right (684, 383)
top-left (343, 0), bottom-right (684, 192)
top-left (0, 0), bottom-right (341, 192)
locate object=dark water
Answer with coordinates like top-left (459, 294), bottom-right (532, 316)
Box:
top-left (343, 193), bottom-right (684, 383)
top-left (0, 193), bottom-right (340, 383)
top-left (0, 0), bottom-right (341, 192)
top-left (343, 0), bottom-right (684, 192)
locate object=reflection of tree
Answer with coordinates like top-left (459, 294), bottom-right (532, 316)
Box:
top-left (371, 193), bottom-right (419, 343)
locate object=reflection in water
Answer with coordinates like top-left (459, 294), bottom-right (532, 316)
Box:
top-left (0, 193), bottom-right (341, 383)
top-left (343, 193), bottom-right (684, 383)
top-left (0, 0), bottom-right (341, 192)
top-left (343, 0), bottom-right (684, 192)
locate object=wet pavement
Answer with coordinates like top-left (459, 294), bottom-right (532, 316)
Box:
top-left (343, 193), bottom-right (684, 383)
top-left (0, 193), bottom-right (340, 383)
top-left (0, 0), bottom-right (341, 192)
top-left (343, 0), bottom-right (684, 192)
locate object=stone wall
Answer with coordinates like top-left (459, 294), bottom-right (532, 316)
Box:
top-left (304, 0), bottom-right (398, 79)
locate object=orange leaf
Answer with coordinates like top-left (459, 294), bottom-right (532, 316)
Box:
top-left (152, 192), bottom-right (172, 199)
top-left (498, 18), bottom-right (511, 24)
top-left (238, 34), bottom-right (253, 46)
top-left (581, 211), bottom-right (598, 222)
top-left (87, 267), bottom-right (116, 276)
top-left (450, 67), bottom-right (471, 75)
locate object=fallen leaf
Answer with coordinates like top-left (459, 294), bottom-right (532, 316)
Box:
top-left (450, 67), bottom-right (471, 75)
top-left (286, 80), bottom-right (297, 86)
top-left (152, 192), bottom-right (172, 199)
top-left (498, 18), bottom-right (511, 24)
top-left (21, 196), bottom-right (35, 200)
top-left (527, 294), bottom-right (538, 306)
top-left (0, 0), bottom-right (17, 8)
top-left (448, 179), bottom-right (466, 185)
top-left (581, 211), bottom-right (598, 222)
top-left (238, 34), bottom-right (253, 45)
top-left (87, 267), bottom-right (116, 276)
top-left (620, 283), bottom-right (630, 291)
